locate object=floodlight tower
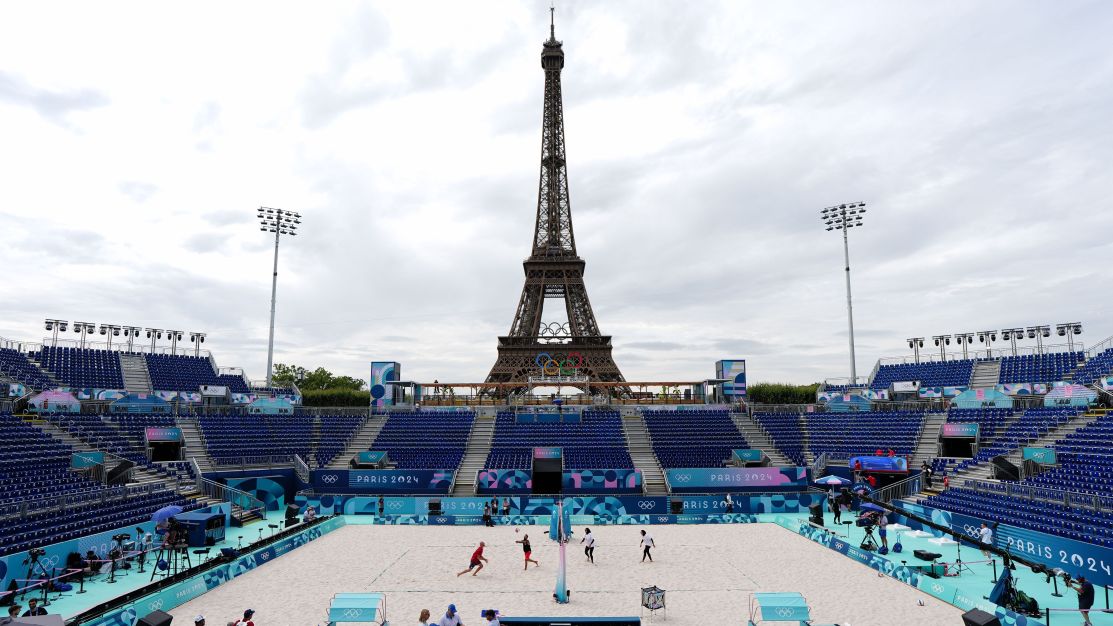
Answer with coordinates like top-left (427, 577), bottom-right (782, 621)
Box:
top-left (1026, 325), bottom-right (1051, 355)
top-left (907, 337), bottom-right (925, 363)
top-left (1055, 322), bottom-right (1083, 352)
top-left (44, 319), bottom-right (68, 347)
top-left (257, 207), bottom-right (301, 387)
top-left (954, 332), bottom-right (975, 360)
top-left (821, 201), bottom-right (866, 383)
top-left (122, 326), bottom-right (143, 352)
top-left (189, 332), bottom-right (207, 357)
top-left (98, 324), bottom-right (122, 350)
top-left (932, 334), bottom-right (952, 360)
top-left (1001, 328), bottom-right (1025, 356)
top-left (977, 330), bottom-right (997, 359)
top-left (73, 321), bottom-right (95, 349)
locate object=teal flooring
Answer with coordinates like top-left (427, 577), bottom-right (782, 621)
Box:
top-left (760, 513), bottom-right (1111, 626)
top-left (24, 510), bottom-right (287, 621)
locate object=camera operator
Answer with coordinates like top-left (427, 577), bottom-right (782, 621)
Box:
top-left (22, 598), bottom-right (47, 617)
top-left (1065, 574), bottom-right (1095, 626)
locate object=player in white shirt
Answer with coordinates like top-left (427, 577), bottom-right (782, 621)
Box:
top-left (581, 528), bottom-right (596, 563)
top-left (978, 523), bottom-right (994, 558)
top-left (640, 529), bottom-right (655, 562)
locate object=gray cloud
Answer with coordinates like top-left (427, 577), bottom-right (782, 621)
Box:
top-left (0, 71), bottom-right (107, 125)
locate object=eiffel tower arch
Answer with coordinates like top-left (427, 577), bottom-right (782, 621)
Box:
top-left (486, 11), bottom-right (625, 389)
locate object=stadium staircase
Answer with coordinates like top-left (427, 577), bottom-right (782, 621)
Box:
top-left (912, 412), bottom-right (947, 464)
top-left (620, 413), bottom-right (668, 494)
top-left (969, 359), bottom-right (1001, 387)
top-left (20, 352), bottom-right (60, 388)
top-left (327, 413), bottom-right (388, 469)
top-left (119, 352), bottom-right (153, 394)
top-left (730, 412), bottom-right (792, 465)
top-left (177, 417), bottom-right (214, 473)
top-left (451, 412), bottom-right (496, 496)
top-left (32, 417), bottom-right (210, 500)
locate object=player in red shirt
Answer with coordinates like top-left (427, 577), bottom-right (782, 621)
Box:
top-left (457, 541), bottom-right (489, 577)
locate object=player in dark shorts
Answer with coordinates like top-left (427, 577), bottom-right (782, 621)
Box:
top-left (515, 533), bottom-right (539, 570)
top-left (457, 541), bottom-right (489, 576)
top-left (581, 528), bottom-right (596, 563)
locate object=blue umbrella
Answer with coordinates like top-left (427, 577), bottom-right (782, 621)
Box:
top-left (859, 502), bottom-right (886, 513)
top-left (814, 475), bottom-right (851, 486)
top-left (151, 505), bottom-right (183, 524)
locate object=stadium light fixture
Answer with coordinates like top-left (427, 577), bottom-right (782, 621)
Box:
top-left (98, 324), bottom-right (122, 350)
top-left (257, 206), bottom-right (302, 387)
top-left (976, 330), bottom-right (997, 358)
top-left (189, 332), bottom-right (207, 356)
top-left (820, 201), bottom-right (866, 382)
top-left (73, 321), bottom-right (95, 348)
top-left (932, 334), bottom-right (951, 360)
top-left (1026, 325), bottom-right (1051, 354)
top-left (167, 330), bottom-right (184, 355)
top-left (906, 337), bottom-right (924, 363)
top-left (122, 326), bottom-right (143, 352)
top-left (954, 332), bottom-right (975, 360)
top-left (1000, 327), bottom-right (1025, 356)
top-left (146, 328), bottom-right (164, 352)
top-left (1055, 322), bottom-right (1083, 352)
top-left (44, 319), bottom-right (68, 347)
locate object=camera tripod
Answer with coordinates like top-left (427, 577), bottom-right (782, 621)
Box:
top-left (21, 552), bottom-right (53, 607)
top-left (149, 542), bottom-right (192, 581)
top-left (945, 536), bottom-right (978, 577)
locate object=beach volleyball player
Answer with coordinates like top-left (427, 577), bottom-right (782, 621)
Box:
top-left (457, 541), bottom-right (489, 577)
top-left (515, 533), bottom-right (539, 570)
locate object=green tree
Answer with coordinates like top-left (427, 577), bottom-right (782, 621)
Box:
top-left (747, 382), bottom-right (821, 405)
top-left (270, 363), bottom-right (366, 391)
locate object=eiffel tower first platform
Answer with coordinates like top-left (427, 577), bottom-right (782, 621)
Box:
top-left (485, 11), bottom-right (626, 388)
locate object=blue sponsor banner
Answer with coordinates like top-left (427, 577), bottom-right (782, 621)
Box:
top-left (848, 456), bottom-right (909, 473)
top-left (666, 467), bottom-right (807, 492)
top-left (310, 469), bottom-right (454, 494)
top-left (71, 451), bottom-right (105, 469)
top-left (941, 423), bottom-right (980, 437)
top-left (144, 426), bottom-right (182, 442)
top-left (84, 517), bottom-right (343, 626)
top-left (357, 451), bottom-right (387, 465)
top-left (1022, 447), bottom-right (1057, 464)
top-left (477, 469), bottom-right (532, 494)
top-left (732, 449), bottom-right (763, 463)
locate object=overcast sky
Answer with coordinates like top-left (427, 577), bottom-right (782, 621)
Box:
top-left (2, 1), bottom-right (1111, 386)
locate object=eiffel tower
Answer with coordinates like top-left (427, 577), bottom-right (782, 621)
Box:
top-left (485, 10), bottom-right (626, 387)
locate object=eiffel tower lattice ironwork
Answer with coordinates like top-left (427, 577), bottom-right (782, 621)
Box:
top-left (486, 11), bottom-right (626, 387)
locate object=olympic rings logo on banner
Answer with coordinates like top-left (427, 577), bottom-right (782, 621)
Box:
top-left (931, 583), bottom-right (945, 594)
top-left (638, 501), bottom-right (656, 510)
top-left (322, 474), bottom-right (339, 484)
top-left (535, 351), bottom-right (584, 376)
top-left (775, 607), bottom-right (795, 618)
top-left (343, 609), bottom-right (364, 618)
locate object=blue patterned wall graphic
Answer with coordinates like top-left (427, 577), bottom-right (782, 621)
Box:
top-left (227, 476), bottom-right (286, 511)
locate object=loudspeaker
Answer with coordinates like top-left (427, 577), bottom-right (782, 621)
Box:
top-left (428, 499), bottom-right (442, 516)
top-left (137, 610), bottom-right (174, 626)
top-left (669, 499), bottom-right (683, 515)
top-left (961, 608), bottom-right (1001, 626)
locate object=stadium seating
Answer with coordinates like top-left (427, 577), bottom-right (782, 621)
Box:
top-left (0, 347), bottom-right (53, 389)
top-left (1072, 347), bottom-right (1113, 385)
top-left (752, 413), bottom-right (807, 465)
top-left (372, 410), bottom-right (476, 470)
top-left (316, 414), bottom-right (367, 467)
top-left (198, 414), bottom-right (312, 463)
top-left (952, 407), bottom-right (1080, 473)
top-left (643, 409), bottom-right (746, 468)
top-left (945, 408), bottom-right (1012, 440)
top-left (1024, 410), bottom-right (1113, 495)
top-left (998, 351), bottom-right (1084, 384)
top-left (32, 346), bottom-right (124, 389)
top-left (870, 360), bottom-right (973, 390)
top-left (484, 409), bottom-right (631, 470)
top-left (804, 410), bottom-right (925, 460)
top-left (216, 373), bottom-right (252, 393)
top-left (918, 487), bottom-right (1113, 547)
top-left (0, 413), bottom-right (200, 557)
top-left (145, 353), bottom-right (224, 391)
top-left (47, 414), bottom-right (150, 465)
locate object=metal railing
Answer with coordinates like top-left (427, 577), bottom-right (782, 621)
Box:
top-left (961, 478), bottom-right (1113, 513)
top-left (294, 454), bottom-right (311, 483)
top-left (194, 476), bottom-right (266, 517)
top-left (811, 452), bottom-right (829, 477)
top-left (31, 337), bottom-right (212, 358)
top-left (211, 454), bottom-right (297, 469)
top-left (878, 342), bottom-right (1085, 366)
top-left (869, 473), bottom-right (923, 504)
top-left (1086, 333), bottom-right (1113, 358)
top-left (0, 481), bottom-right (171, 521)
